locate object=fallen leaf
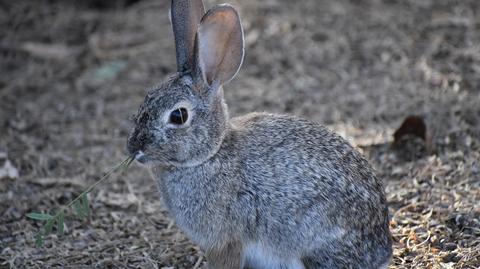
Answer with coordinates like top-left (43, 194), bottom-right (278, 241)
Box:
top-left (394, 115), bottom-right (427, 142)
top-left (21, 42), bottom-right (81, 60)
top-left (0, 153), bottom-right (19, 180)
top-left (393, 115), bottom-right (435, 153)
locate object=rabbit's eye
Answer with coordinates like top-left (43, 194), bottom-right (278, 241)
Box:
top-left (169, 107), bottom-right (188, 125)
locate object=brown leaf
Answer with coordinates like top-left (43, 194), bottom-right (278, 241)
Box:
top-left (393, 115), bottom-right (435, 153)
top-left (394, 115), bottom-right (427, 142)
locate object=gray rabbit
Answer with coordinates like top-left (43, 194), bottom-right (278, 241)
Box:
top-left (127, 1), bottom-right (392, 268)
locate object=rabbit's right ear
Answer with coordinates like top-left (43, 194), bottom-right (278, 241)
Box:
top-left (171, 0), bottom-right (205, 72)
top-left (196, 4), bottom-right (244, 88)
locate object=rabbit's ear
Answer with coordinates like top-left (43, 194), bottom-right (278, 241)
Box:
top-left (171, 0), bottom-right (205, 72)
top-left (196, 4), bottom-right (244, 88)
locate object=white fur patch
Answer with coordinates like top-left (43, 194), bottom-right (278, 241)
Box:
top-left (244, 243), bottom-right (305, 269)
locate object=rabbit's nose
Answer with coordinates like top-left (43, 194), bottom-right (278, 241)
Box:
top-left (127, 131), bottom-right (149, 155)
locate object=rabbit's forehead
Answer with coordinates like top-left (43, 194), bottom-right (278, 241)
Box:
top-left (142, 76), bottom-right (197, 112)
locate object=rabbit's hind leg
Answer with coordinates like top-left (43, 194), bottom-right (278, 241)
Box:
top-left (301, 249), bottom-right (351, 269)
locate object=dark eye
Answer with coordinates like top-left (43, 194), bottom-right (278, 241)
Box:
top-left (169, 107), bottom-right (188, 125)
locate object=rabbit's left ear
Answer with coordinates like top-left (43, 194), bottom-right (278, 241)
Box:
top-left (196, 4), bottom-right (244, 88)
top-left (171, 0), bottom-right (205, 72)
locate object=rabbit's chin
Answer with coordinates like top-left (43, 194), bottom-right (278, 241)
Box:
top-left (132, 151), bottom-right (177, 167)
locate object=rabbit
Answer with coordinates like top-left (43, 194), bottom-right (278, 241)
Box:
top-left (127, 0), bottom-right (393, 268)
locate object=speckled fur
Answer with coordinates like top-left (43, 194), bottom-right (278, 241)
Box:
top-left (127, 1), bottom-right (392, 268)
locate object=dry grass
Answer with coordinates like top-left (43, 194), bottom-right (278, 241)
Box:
top-left (1, 0), bottom-right (479, 268)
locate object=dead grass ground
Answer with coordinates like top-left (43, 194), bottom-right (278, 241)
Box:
top-left (0, 0), bottom-right (479, 268)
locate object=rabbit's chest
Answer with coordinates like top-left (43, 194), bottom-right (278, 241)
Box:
top-left (160, 172), bottom-right (210, 214)
top-left (152, 166), bottom-right (233, 243)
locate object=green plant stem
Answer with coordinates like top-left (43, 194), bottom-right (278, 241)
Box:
top-left (65, 156), bottom-right (133, 208)
top-left (36, 157), bottom-right (134, 235)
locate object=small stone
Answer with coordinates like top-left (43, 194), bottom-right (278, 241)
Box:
top-left (443, 242), bottom-right (457, 251)
top-left (442, 253), bottom-right (461, 263)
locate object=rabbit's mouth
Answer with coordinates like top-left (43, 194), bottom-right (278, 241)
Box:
top-left (133, 150), bottom-right (148, 164)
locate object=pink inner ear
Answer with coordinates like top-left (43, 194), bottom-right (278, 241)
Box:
top-left (198, 23), bottom-right (223, 86)
top-left (197, 5), bottom-right (244, 87)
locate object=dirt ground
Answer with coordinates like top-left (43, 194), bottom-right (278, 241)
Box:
top-left (1, 0), bottom-right (479, 268)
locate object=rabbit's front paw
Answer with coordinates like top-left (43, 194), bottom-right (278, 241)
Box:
top-left (206, 241), bottom-right (244, 269)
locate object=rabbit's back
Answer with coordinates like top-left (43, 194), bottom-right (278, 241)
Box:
top-left (227, 112), bottom-right (392, 267)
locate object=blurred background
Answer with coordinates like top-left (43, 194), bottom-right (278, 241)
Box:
top-left (1, 0), bottom-right (479, 268)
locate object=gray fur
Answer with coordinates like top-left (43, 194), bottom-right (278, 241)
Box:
top-left (127, 1), bottom-right (392, 268)
top-left (171, 0), bottom-right (205, 72)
